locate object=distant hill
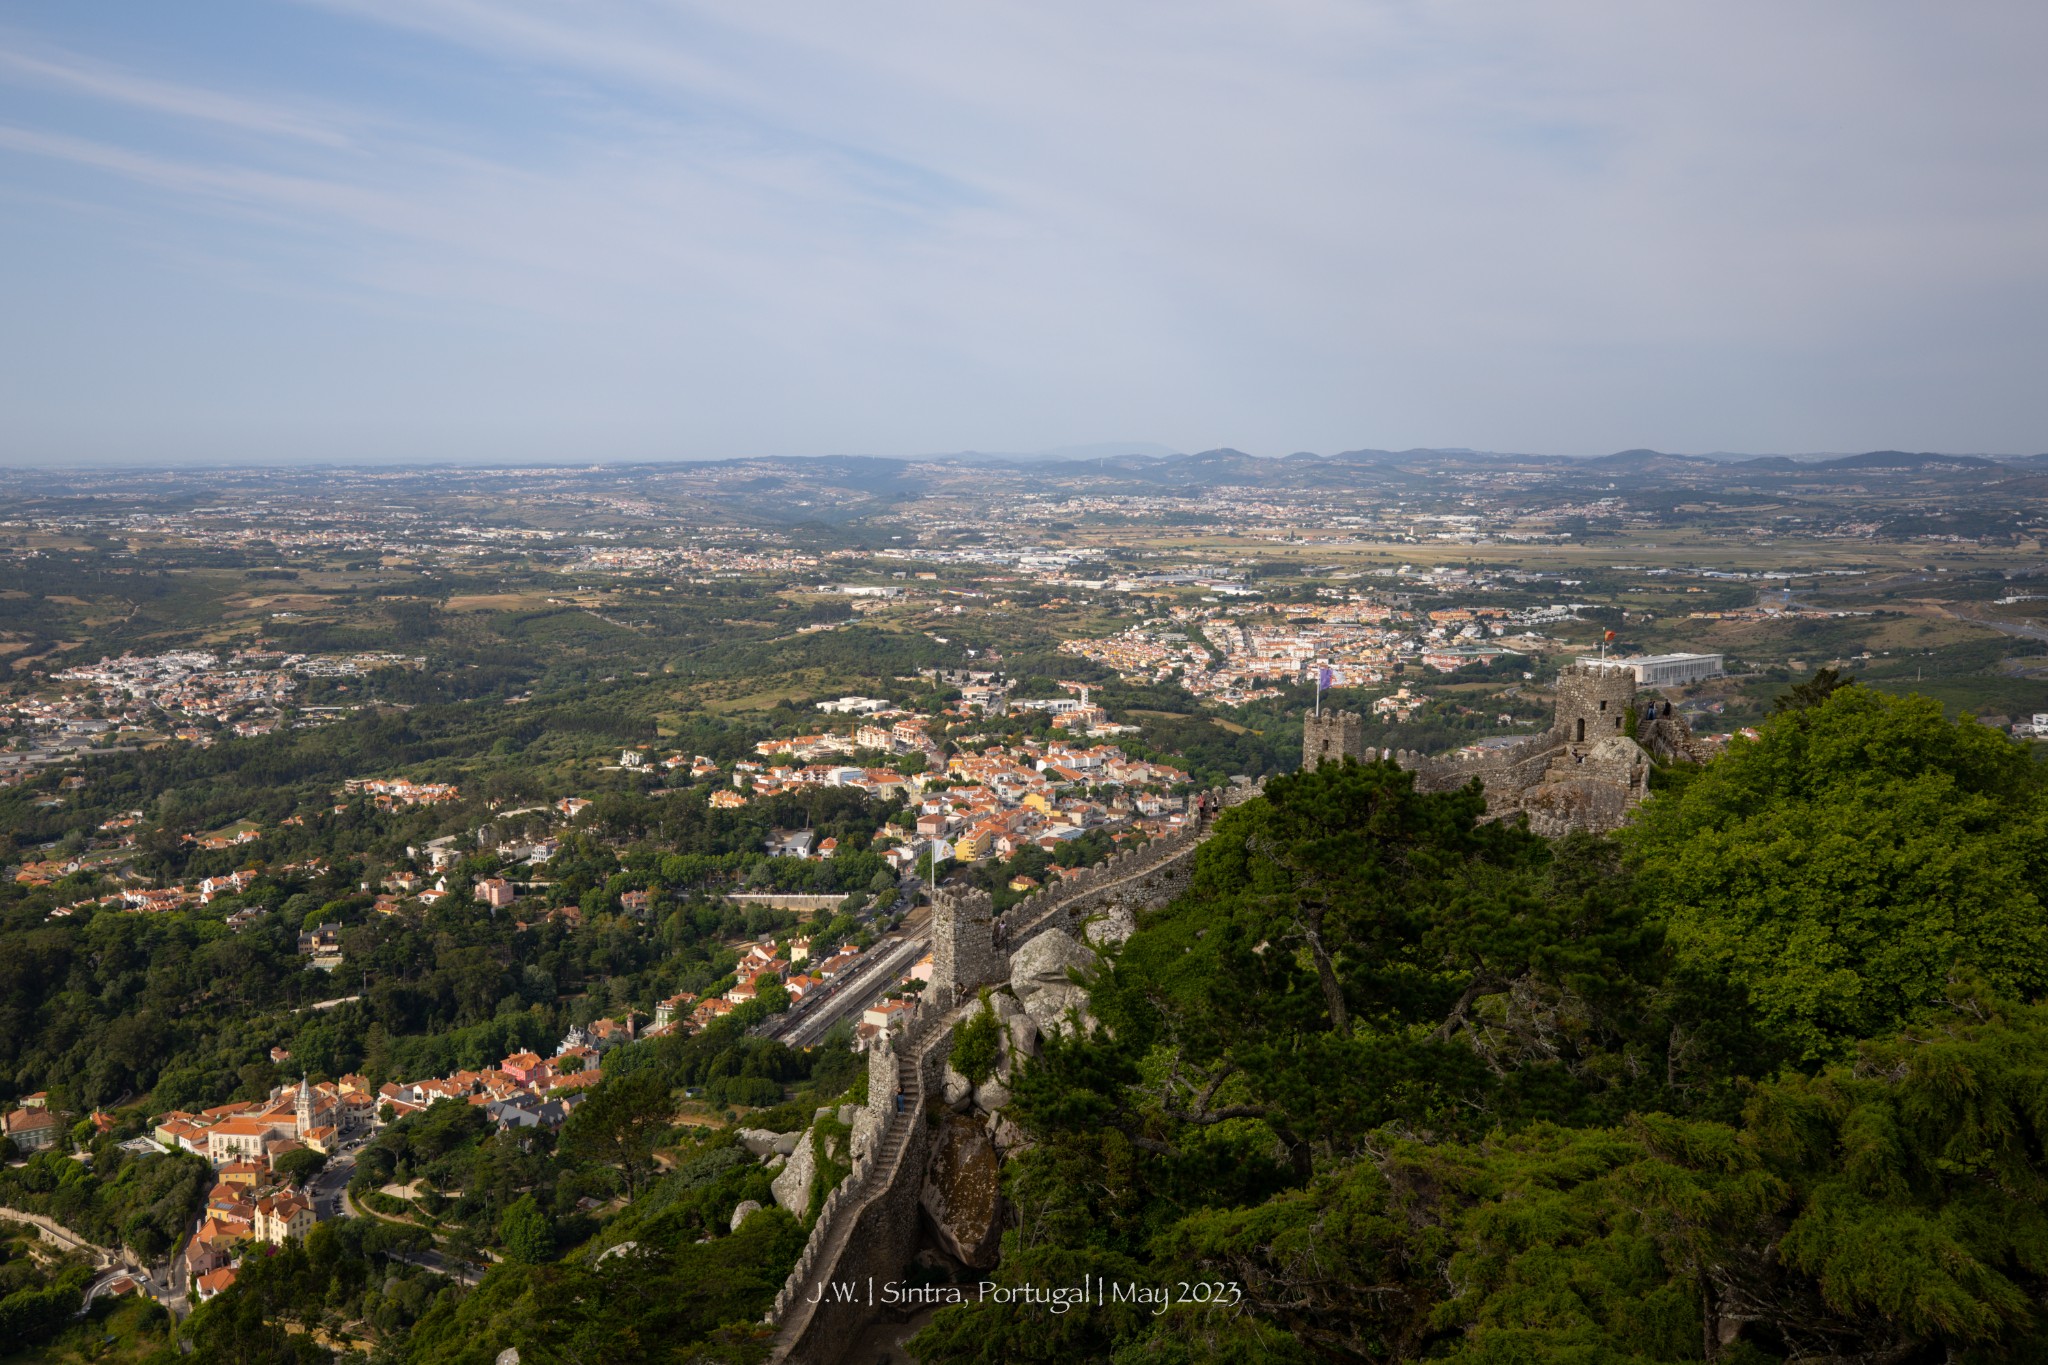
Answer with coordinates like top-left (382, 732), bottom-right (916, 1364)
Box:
top-left (678, 445), bottom-right (2048, 502)
top-left (1038, 441), bottom-right (1182, 461)
top-left (899, 445), bottom-right (2033, 479)
top-left (1583, 449), bottom-right (1719, 471)
top-left (1816, 450), bottom-right (1999, 470)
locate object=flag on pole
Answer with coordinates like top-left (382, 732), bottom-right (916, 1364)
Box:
top-left (1318, 665), bottom-right (1333, 693)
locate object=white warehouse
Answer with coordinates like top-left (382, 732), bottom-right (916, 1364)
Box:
top-left (1575, 652), bottom-right (1726, 688)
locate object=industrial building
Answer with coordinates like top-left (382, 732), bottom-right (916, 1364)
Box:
top-left (1575, 652), bottom-right (1725, 687)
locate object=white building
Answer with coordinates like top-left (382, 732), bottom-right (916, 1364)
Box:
top-left (816, 695), bottom-right (892, 714)
top-left (1576, 652), bottom-right (1724, 688)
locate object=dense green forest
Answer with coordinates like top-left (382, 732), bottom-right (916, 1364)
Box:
top-left (0, 768), bottom-right (919, 1122)
top-left (906, 685), bottom-right (2048, 1363)
top-left (0, 1226), bottom-right (106, 1359)
top-left (7, 535), bottom-right (2048, 1364)
top-left (163, 679), bottom-right (2048, 1364)
top-left (171, 1011), bottom-right (857, 1363)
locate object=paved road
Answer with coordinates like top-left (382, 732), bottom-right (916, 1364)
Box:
top-left (164, 1241), bottom-right (189, 1318)
top-left (80, 1268), bottom-right (135, 1314)
top-left (1941, 604), bottom-right (2048, 645)
top-left (309, 1142), bottom-right (361, 1221)
top-left (388, 1248), bottom-right (484, 1286)
top-left (768, 933), bottom-right (929, 1047)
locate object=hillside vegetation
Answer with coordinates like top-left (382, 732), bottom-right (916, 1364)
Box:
top-left (909, 685), bottom-right (2048, 1364)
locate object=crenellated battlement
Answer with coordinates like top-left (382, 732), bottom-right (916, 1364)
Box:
top-left (930, 884), bottom-right (1002, 1012)
top-left (1387, 663), bottom-right (1703, 833)
top-left (1553, 661), bottom-right (1638, 746)
top-left (1302, 710), bottom-right (1366, 769)
top-left (764, 779), bottom-right (1262, 1362)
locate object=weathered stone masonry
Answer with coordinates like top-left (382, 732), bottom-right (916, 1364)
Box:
top-left (766, 675), bottom-right (1709, 1359)
top-left (1304, 661), bottom-right (1705, 835)
top-left (765, 782), bottom-right (1262, 1364)
top-left (763, 1003), bottom-right (953, 1363)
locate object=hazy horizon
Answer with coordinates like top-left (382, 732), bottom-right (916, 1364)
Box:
top-left (2, 443), bottom-right (2044, 476)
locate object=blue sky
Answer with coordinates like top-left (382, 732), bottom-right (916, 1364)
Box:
top-left (1, 2), bottom-right (2044, 464)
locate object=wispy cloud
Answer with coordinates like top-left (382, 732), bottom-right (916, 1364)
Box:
top-left (2, 2), bottom-right (2046, 461)
top-left (0, 45), bottom-right (355, 147)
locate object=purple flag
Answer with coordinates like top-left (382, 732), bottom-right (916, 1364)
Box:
top-left (1318, 666), bottom-right (1333, 692)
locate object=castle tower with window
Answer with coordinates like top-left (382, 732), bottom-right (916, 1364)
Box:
top-left (1330, 659), bottom-right (1684, 835)
top-left (1301, 710), bottom-right (1366, 770)
top-left (1551, 662), bottom-right (1638, 748)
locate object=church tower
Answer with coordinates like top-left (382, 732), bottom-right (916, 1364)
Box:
top-left (295, 1077), bottom-right (314, 1137)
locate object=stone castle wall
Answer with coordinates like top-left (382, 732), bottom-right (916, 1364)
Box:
top-left (768, 1002), bottom-right (951, 1362)
top-left (1306, 663), bottom-right (1699, 836)
top-left (1638, 700), bottom-right (1710, 765)
top-left (930, 885), bottom-right (1003, 1014)
top-left (773, 672), bottom-right (1707, 1359)
top-left (1302, 711), bottom-right (1365, 770)
top-left (765, 780), bottom-right (1262, 1363)
top-left (1551, 661), bottom-right (1637, 746)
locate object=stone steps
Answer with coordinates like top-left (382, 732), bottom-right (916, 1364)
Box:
top-left (760, 792), bottom-right (1271, 1363)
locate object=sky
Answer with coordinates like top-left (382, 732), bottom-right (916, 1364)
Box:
top-left (1, 2), bottom-right (2045, 465)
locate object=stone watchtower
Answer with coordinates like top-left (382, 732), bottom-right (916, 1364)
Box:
top-left (866, 1024), bottom-right (900, 1126)
top-left (1552, 662), bottom-right (1638, 747)
top-left (931, 886), bottom-right (1002, 1011)
top-left (1302, 710), bottom-right (1366, 770)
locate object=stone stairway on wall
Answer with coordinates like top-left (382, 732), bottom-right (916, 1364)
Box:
top-left (762, 779), bottom-right (1266, 1364)
top-left (765, 991), bottom-right (956, 1362)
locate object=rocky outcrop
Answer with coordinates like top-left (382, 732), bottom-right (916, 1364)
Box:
top-left (987, 1110), bottom-right (1029, 1155)
top-left (1009, 929), bottom-right (1096, 995)
top-left (1009, 929), bottom-right (1098, 1039)
top-left (973, 1072), bottom-right (1011, 1112)
top-left (1023, 984), bottom-right (1092, 1037)
top-left (730, 1200), bottom-right (763, 1231)
top-left (942, 1058), bottom-right (975, 1111)
top-left (739, 1128), bottom-right (802, 1159)
top-left (927, 992), bottom-right (1035, 1162)
top-left (771, 1130), bottom-right (817, 1219)
top-left (1006, 1013), bottom-right (1039, 1058)
top-left (920, 1114), bottom-right (1003, 1269)
top-left (1084, 903), bottom-right (1138, 947)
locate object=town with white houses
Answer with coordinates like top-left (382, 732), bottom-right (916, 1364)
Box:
top-left (2, 648), bottom-right (419, 776)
